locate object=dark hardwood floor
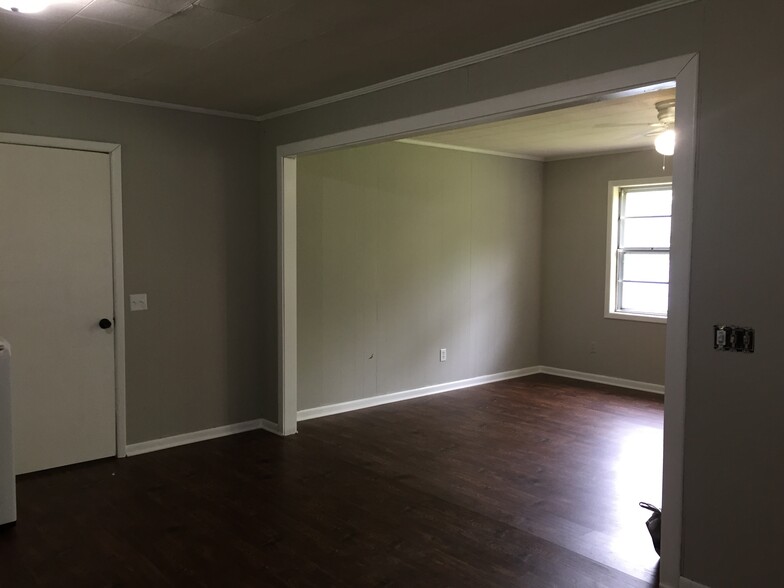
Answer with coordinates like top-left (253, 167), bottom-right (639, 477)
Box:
top-left (0, 375), bottom-right (663, 587)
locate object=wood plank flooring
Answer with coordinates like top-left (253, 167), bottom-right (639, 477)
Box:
top-left (0, 374), bottom-right (664, 587)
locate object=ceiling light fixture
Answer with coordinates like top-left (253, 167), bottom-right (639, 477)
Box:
top-left (654, 128), bottom-right (676, 156)
top-left (0, 0), bottom-right (64, 13)
top-left (652, 99), bottom-right (676, 156)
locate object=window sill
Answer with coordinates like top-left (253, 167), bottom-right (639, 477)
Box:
top-left (605, 310), bottom-right (667, 324)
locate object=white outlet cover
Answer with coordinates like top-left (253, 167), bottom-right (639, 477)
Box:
top-left (129, 293), bottom-right (148, 311)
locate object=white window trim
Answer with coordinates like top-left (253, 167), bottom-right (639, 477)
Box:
top-left (605, 177), bottom-right (672, 324)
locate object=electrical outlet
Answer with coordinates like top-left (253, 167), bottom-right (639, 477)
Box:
top-left (589, 341), bottom-right (597, 354)
top-left (440, 348), bottom-right (447, 362)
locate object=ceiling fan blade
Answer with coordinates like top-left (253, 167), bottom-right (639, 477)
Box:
top-left (594, 122), bottom-right (652, 128)
top-left (594, 122), bottom-right (667, 129)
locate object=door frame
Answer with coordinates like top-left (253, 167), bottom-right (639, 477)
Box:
top-left (276, 54), bottom-right (698, 586)
top-left (0, 132), bottom-right (127, 458)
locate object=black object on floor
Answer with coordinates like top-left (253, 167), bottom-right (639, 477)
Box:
top-left (640, 502), bottom-right (662, 555)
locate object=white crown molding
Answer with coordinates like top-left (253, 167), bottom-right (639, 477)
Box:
top-left (0, 78), bottom-right (258, 121)
top-left (256, 0), bottom-right (698, 122)
top-left (0, 1), bottom-right (695, 123)
top-left (397, 140), bottom-right (659, 163)
top-left (396, 138), bottom-right (543, 161)
top-left (544, 146), bottom-right (657, 162)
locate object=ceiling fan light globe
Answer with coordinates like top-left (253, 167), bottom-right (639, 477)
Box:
top-left (655, 129), bottom-right (676, 156)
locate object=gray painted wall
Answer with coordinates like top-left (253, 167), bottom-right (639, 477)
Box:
top-left (260, 1), bottom-right (784, 584)
top-left (0, 87), bottom-right (264, 444)
top-left (297, 142), bottom-right (542, 410)
top-left (541, 150), bottom-right (667, 384)
top-left (0, 0), bottom-right (781, 583)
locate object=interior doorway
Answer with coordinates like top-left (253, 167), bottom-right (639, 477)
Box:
top-left (0, 134), bottom-right (127, 473)
top-left (276, 54), bottom-right (698, 587)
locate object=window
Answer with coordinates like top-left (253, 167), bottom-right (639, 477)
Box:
top-left (605, 179), bottom-right (672, 323)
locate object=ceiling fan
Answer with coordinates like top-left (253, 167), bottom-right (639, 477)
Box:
top-left (597, 99), bottom-right (676, 155)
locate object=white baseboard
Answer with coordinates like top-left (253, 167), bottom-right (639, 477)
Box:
top-left (259, 418), bottom-right (283, 436)
top-left (125, 366), bottom-right (661, 454)
top-left (297, 366), bottom-right (541, 422)
top-left (298, 365), bottom-right (664, 422)
top-left (540, 366), bottom-right (665, 395)
top-left (126, 418), bottom-right (277, 456)
top-left (679, 578), bottom-right (710, 588)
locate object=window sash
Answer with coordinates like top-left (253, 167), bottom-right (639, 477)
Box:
top-left (614, 185), bottom-right (672, 317)
top-left (616, 250), bottom-right (670, 284)
top-left (619, 185), bottom-right (673, 219)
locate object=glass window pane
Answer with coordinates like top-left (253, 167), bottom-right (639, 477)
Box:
top-left (621, 217), bottom-right (671, 248)
top-left (621, 252), bottom-right (670, 283)
top-left (619, 282), bottom-right (669, 315)
top-left (623, 189), bottom-right (672, 217)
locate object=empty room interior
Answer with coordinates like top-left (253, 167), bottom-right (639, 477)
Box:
top-left (1, 1), bottom-right (783, 588)
top-left (292, 89), bottom-right (674, 584)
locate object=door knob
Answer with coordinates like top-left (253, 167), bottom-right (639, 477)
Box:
top-left (98, 318), bottom-right (113, 330)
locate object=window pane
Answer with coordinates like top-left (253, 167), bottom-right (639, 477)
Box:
top-left (621, 217), bottom-right (671, 248)
top-left (621, 252), bottom-right (670, 283)
top-left (619, 282), bottom-right (669, 315)
top-left (623, 189), bottom-right (672, 217)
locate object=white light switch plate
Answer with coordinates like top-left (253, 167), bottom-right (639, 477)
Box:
top-left (130, 293), bottom-right (148, 311)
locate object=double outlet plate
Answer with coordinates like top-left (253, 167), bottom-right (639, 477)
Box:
top-left (713, 325), bottom-right (755, 353)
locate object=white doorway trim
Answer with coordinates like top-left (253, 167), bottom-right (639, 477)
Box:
top-left (278, 154), bottom-right (298, 436)
top-left (276, 54), bottom-right (698, 587)
top-left (0, 132), bottom-right (127, 458)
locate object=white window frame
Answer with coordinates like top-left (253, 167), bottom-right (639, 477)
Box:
top-left (605, 177), bottom-right (672, 324)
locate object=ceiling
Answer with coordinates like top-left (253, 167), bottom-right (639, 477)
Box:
top-left (0, 0), bottom-right (658, 116)
top-left (405, 87), bottom-right (677, 160)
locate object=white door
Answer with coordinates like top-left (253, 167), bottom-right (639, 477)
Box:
top-left (0, 142), bottom-right (116, 474)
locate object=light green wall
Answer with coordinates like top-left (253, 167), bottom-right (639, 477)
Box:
top-left (0, 87), bottom-right (265, 444)
top-left (297, 142), bottom-right (542, 410)
top-left (541, 149), bottom-right (667, 384)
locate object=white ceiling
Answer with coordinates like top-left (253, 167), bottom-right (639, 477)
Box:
top-left (0, 0), bottom-right (658, 116)
top-left (405, 87), bottom-right (677, 160)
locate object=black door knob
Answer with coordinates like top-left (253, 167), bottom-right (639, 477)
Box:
top-left (99, 318), bottom-right (113, 330)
